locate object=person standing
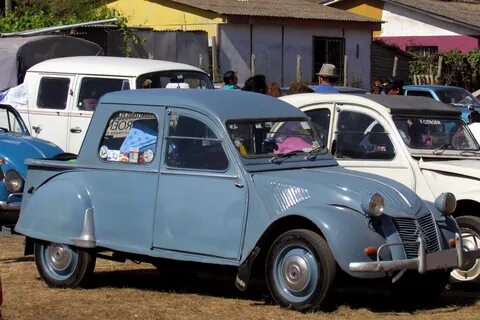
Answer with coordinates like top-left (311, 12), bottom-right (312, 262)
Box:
top-left (384, 78), bottom-right (404, 95)
top-left (314, 63), bottom-right (339, 93)
top-left (223, 70), bottom-right (240, 90)
top-left (468, 110), bottom-right (480, 143)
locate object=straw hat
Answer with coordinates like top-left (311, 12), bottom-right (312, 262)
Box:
top-left (316, 63), bottom-right (338, 79)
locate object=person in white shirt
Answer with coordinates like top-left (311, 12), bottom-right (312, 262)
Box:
top-left (468, 110), bottom-right (480, 143)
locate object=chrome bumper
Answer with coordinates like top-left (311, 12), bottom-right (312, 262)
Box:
top-left (349, 233), bottom-right (480, 274)
top-left (0, 193), bottom-right (21, 211)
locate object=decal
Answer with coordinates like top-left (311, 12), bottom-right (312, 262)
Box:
top-left (107, 150), bottom-right (120, 162)
top-left (129, 148), bottom-right (139, 163)
top-left (99, 145), bottom-right (109, 159)
top-left (119, 152), bottom-right (129, 162)
top-left (419, 119), bottom-right (441, 125)
top-left (143, 149), bottom-right (154, 163)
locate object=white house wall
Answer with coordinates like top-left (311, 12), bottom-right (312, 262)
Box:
top-left (219, 24), bottom-right (371, 89)
top-left (382, 3), bottom-right (476, 37)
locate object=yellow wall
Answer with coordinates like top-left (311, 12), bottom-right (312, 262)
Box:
top-left (332, 0), bottom-right (384, 36)
top-left (107, 0), bottom-right (223, 37)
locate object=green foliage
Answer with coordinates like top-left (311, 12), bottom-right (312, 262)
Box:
top-left (0, 0), bottom-right (141, 56)
top-left (409, 49), bottom-right (480, 90)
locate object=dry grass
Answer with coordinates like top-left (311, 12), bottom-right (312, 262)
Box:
top-left (1, 235), bottom-right (480, 320)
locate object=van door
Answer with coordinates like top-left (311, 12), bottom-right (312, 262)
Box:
top-left (28, 75), bottom-right (75, 151)
top-left (67, 76), bottom-right (131, 154)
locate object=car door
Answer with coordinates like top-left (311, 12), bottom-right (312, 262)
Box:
top-left (153, 108), bottom-right (247, 261)
top-left (28, 75), bottom-right (75, 150)
top-left (67, 76), bottom-right (132, 154)
top-left (304, 103), bottom-right (415, 189)
top-left (329, 104), bottom-right (415, 189)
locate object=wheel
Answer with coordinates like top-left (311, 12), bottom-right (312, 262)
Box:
top-left (451, 215), bottom-right (480, 282)
top-left (34, 241), bottom-right (96, 288)
top-left (265, 229), bottom-right (336, 312)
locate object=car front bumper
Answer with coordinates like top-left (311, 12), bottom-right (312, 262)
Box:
top-left (0, 193), bottom-right (21, 211)
top-left (349, 233), bottom-right (480, 274)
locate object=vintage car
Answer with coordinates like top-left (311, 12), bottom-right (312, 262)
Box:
top-left (14, 90), bottom-right (479, 311)
top-left (0, 103), bottom-right (63, 226)
top-left (281, 93), bottom-right (480, 282)
top-left (404, 85), bottom-right (480, 122)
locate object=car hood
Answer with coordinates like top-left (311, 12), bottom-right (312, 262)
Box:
top-left (253, 166), bottom-right (424, 218)
top-left (0, 133), bottom-right (62, 176)
top-left (418, 159), bottom-right (480, 178)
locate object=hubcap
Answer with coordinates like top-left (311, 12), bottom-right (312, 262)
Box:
top-left (282, 254), bottom-right (309, 292)
top-left (451, 228), bottom-right (480, 282)
top-left (273, 246), bottom-right (319, 303)
top-left (47, 244), bottom-right (72, 271)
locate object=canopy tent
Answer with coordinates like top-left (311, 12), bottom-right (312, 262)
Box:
top-left (0, 35), bottom-right (103, 90)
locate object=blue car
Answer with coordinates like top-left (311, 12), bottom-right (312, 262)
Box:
top-left (0, 103), bottom-right (63, 225)
top-left (404, 85), bottom-right (480, 122)
top-left (14, 90), bottom-right (480, 311)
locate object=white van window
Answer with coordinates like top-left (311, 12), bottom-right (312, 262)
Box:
top-left (37, 77), bottom-right (70, 110)
top-left (78, 78), bottom-right (129, 111)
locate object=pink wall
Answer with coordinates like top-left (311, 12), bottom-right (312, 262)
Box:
top-left (379, 35), bottom-right (479, 53)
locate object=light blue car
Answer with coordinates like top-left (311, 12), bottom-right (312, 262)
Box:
top-left (0, 103), bottom-right (62, 225)
top-left (404, 85), bottom-right (480, 122)
top-left (14, 90), bottom-right (480, 311)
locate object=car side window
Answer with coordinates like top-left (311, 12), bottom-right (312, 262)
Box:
top-left (406, 90), bottom-right (433, 98)
top-left (165, 114), bottom-right (228, 171)
top-left (98, 112), bottom-right (158, 164)
top-left (334, 111), bottom-right (395, 160)
top-left (37, 77), bottom-right (70, 110)
top-left (78, 78), bottom-right (130, 111)
top-left (305, 109), bottom-right (331, 143)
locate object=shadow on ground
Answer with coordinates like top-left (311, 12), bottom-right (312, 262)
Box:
top-left (85, 266), bottom-right (480, 313)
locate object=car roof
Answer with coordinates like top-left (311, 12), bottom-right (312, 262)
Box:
top-left (403, 85), bottom-right (466, 91)
top-left (100, 89), bottom-right (307, 121)
top-left (28, 56), bottom-right (206, 77)
top-left (282, 93), bottom-right (462, 117)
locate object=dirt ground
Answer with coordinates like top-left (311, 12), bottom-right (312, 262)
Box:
top-left (1, 235), bottom-right (480, 320)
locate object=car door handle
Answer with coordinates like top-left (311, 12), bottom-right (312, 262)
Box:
top-left (70, 127), bottom-right (82, 133)
top-left (234, 179), bottom-right (244, 188)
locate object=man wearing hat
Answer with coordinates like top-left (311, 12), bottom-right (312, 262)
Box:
top-left (314, 63), bottom-right (339, 93)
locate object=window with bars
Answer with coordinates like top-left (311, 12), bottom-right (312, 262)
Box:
top-left (312, 37), bottom-right (345, 84)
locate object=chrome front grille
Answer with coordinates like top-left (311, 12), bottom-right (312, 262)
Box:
top-left (393, 214), bottom-right (440, 259)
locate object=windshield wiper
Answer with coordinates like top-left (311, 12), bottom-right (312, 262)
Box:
top-left (270, 150), bottom-right (304, 164)
top-left (306, 145), bottom-right (327, 160)
top-left (433, 143), bottom-right (453, 155)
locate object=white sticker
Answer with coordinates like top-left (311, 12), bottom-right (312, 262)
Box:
top-left (143, 149), bottom-right (154, 163)
top-left (255, 123), bottom-right (263, 129)
top-left (99, 145), bottom-right (109, 158)
top-left (107, 150), bottom-right (120, 161)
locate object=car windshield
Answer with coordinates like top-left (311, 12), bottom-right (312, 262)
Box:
top-left (137, 71), bottom-right (214, 89)
top-left (436, 88), bottom-right (480, 106)
top-left (227, 119), bottom-right (325, 159)
top-left (393, 116), bottom-right (479, 151)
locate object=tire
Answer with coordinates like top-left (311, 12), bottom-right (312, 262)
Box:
top-left (265, 229), bottom-right (336, 312)
top-left (34, 241), bottom-right (96, 288)
top-left (450, 215), bottom-right (480, 282)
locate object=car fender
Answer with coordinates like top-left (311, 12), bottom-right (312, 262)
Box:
top-left (15, 174), bottom-right (93, 246)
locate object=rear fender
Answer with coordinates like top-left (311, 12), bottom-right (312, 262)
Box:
top-left (15, 173), bottom-right (94, 247)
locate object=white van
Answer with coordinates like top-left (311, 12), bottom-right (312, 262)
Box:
top-left (17, 56), bottom-right (213, 153)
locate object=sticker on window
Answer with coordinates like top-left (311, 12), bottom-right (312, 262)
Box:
top-left (107, 150), bottom-right (120, 162)
top-left (300, 121), bottom-right (311, 130)
top-left (142, 149), bottom-right (154, 163)
top-left (419, 119), bottom-right (441, 125)
top-left (99, 145), bottom-right (109, 159)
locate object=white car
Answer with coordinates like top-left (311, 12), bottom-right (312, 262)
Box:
top-left (281, 93), bottom-right (480, 282)
top-left (15, 56), bottom-right (213, 154)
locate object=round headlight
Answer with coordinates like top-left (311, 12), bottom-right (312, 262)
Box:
top-left (366, 193), bottom-right (384, 217)
top-left (435, 192), bottom-right (456, 216)
top-left (4, 170), bottom-right (24, 193)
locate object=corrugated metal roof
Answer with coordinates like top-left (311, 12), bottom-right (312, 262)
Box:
top-left (385, 0), bottom-right (480, 30)
top-left (168, 0), bottom-right (381, 23)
